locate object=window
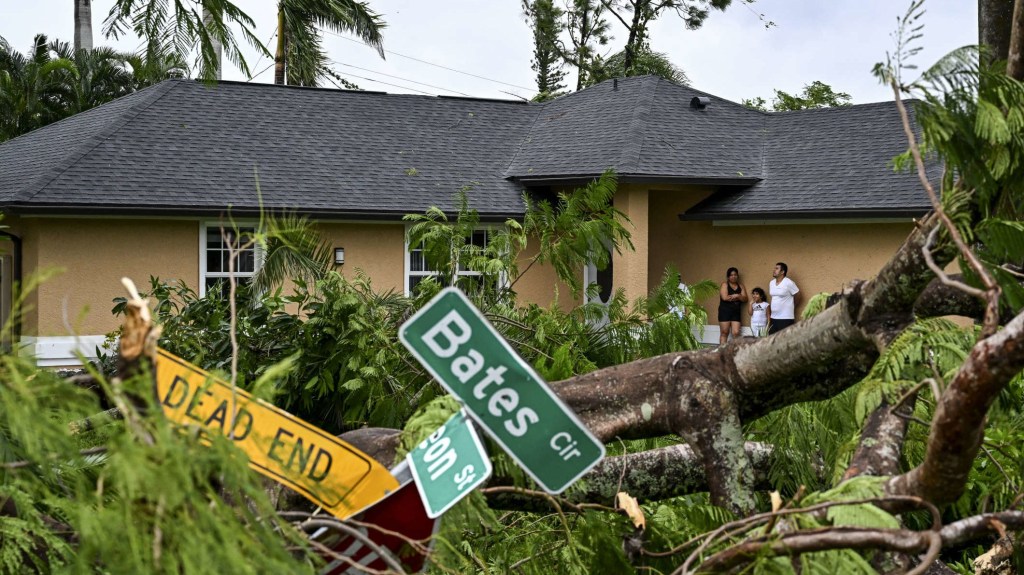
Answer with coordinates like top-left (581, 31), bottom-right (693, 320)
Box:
top-left (584, 244), bottom-right (614, 305)
top-left (405, 228), bottom-right (497, 295)
top-left (200, 224), bottom-right (259, 297)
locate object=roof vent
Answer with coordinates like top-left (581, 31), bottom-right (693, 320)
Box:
top-left (690, 96), bottom-right (710, 109)
top-left (613, 78), bottom-right (618, 91)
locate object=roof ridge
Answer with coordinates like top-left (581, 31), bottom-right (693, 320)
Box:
top-left (502, 98), bottom-right (547, 179)
top-left (16, 80), bottom-right (182, 204)
top-left (766, 99), bottom-right (909, 114)
top-left (618, 77), bottom-right (658, 172)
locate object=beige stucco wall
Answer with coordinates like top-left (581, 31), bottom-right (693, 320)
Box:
top-left (514, 238), bottom-right (579, 310)
top-left (613, 184), bottom-right (650, 302)
top-left (11, 217), bottom-right (573, 339)
top-left (8, 192), bottom-right (912, 341)
top-left (18, 217), bottom-right (199, 336)
top-left (318, 222), bottom-right (406, 293)
top-left (647, 189), bottom-right (916, 325)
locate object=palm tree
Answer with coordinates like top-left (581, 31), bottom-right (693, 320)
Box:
top-left (74, 0), bottom-right (94, 51)
top-left (273, 0), bottom-right (385, 86)
top-left (586, 47), bottom-right (689, 86)
top-left (0, 35), bottom-right (78, 141)
top-left (103, 0), bottom-right (267, 82)
top-left (116, 40), bottom-right (191, 90)
top-left (50, 40), bottom-right (134, 113)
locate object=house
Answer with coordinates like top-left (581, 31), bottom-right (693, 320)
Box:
top-left (0, 75), bottom-right (933, 365)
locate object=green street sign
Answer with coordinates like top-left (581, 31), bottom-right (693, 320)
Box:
top-left (399, 288), bottom-right (605, 494)
top-left (407, 409), bottom-right (492, 518)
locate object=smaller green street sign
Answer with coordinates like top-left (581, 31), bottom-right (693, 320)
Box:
top-left (407, 409), bottom-right (492, 518)
top-left (399, 288), bottom-right (605, 494)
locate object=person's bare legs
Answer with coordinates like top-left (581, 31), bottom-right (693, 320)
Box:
top-left (719, 321), bottom-right (741, 344)
top-left (719, 322), bottom-right (730, 345)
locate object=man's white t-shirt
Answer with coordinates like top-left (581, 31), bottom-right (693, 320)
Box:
top-left (769, 277), bottom-right (800, 320)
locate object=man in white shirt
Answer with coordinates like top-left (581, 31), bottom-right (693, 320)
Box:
top-left (768, 262), bottom-right (799, 334)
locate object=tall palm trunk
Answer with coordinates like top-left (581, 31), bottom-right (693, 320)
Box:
top-left (202, 7), bottom-right (223, 80)
top-left (274, 8), bottom-right (287, 84)
top-left (74, 0), bottom-right (93, 51)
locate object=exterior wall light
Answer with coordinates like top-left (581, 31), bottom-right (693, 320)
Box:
top-left (334, 247), bottom-right (345, 265)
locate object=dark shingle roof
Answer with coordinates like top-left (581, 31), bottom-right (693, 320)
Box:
top-left (0, 76), bottom-right (931, 220)
top-left (505, 76), bottom-right (763, 183)
top-left (680, 101), bottom-right (933, 220)
top-left (0, 80), bottom-right (538, 217)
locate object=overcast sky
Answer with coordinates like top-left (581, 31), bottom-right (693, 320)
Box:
top-left (2, 0), bottom-right (978, 105)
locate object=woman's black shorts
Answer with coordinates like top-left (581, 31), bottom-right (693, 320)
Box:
top-left (717, 303), bottom-right (741, 322)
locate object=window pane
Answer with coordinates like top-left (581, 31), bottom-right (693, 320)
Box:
top-left (238, 249), bottom-right (255, 273)
top-left (471, 230), bottom-right (488, 248)
top-left (207, 229), bottom-right (224, 249)
top-left (207, 249), bottom-right (221, 272)
top-left (409, 250), bottom-right (426, 272)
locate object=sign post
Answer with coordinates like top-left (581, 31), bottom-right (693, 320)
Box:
top-left (399, 288), bottom-right (604, 494)
top-left (407, 409), bottom-right (492, 518)
top-left (155, 349), bottom-right (399, 519)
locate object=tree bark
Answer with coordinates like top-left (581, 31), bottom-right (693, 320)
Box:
top-left (549, 214), bottom-right (954, 513)
top-left (887, 309), bottom-right (1024, 505)
top-left (202, 8), bottom-right (223, 81)
top-left (843, 397), bottom-right (914, 481)
top-left (275, 8), bottom-right (287, 85)
top-left (73, 0), bottom-right (93, 52)
top-left (1007, 0), bottom-right (1024, 79)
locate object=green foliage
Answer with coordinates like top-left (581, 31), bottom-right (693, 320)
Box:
top-left (800, 292), bottom-right (831, 319)
top-left (742, 80), bottom-right (852, 112)
top-left (0, 32), bottom-right (197, 142)
top-left (602, 0), bottom-right (739, 81)
top-left (561, 0), bottom-right (612, 90)
top-left (0, 354), bottom-right (318, 573)
top-left (274, 0), bottom-right (386, 87)
top-left (0, 35), bottom-right (79, 141)
top-left (104, 0), bottom-right (268, 82)
top-left (251, 210), bottom-right (335, 296)
top-left (523, 0), bottom-right (568, 99)
top-left (523, 170), bottom-right (633, 297)
top-left (588, 47), bottom-right (689, 86)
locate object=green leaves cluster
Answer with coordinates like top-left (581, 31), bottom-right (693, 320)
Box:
top-left (0, 354), bottom-right (317, 573)
top-left (742, 80), bottom-right (852, 112)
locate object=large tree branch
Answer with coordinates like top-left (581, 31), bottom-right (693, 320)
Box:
top-left (888, 309), bottom-right (1024, 504)
top-left (549, 214), bottom-right (954, 512)
top-left (915, 272), bottom-right (1022, 324)
top-left (485, 442), bottom-right (776, 510)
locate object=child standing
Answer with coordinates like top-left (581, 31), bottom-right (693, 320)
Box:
top-left (750, 287), bottom-right (770, 337)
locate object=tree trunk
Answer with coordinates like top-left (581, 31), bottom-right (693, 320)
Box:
top-left (274, 9), bottom-right (287, 85)
top-left (202, 8), bottom-right (223, 80)
top-left (73, 0), bottom-right (93, 52)
top-left (980, 0), bottom-right (1015, 60)
top-left (1008, 0), bottom-right (1024, 79)
top-left (622, 0), bottom-right (645, 76)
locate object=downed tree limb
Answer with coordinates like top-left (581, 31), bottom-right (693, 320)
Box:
top-left (485, 442), bottom-right (777, 510)
top-left (914, 272), bottom-right (1023, 325)
top-left (887, 309), bottom-right (1024, 505)
top-left (682, 509), bottom-right (1024, 574)
top-left (843, 397), bottom-right (914, 481)
top-left (335, 428), bottom-right (782, 509)
top-left (548, 213), bottom-right (955, 513)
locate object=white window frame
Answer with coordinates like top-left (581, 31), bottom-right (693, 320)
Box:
top-left (403, 224), bottom-right (503, 296)
top-left (199, 221), bottom-right (263, 296)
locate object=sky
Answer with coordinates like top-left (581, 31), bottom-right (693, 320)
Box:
top-left (1, 0), bottom-right (978, 105)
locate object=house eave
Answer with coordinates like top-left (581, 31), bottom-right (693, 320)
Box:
top-left (0, 203), bottom-right (524, 222)
top-left (678, 207), bottom-right (931, 222)
top-left (511, 173), bottom-right (761, 187)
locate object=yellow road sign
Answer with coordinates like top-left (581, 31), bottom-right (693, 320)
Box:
top-left (155, 349), bottom-right (399, 519)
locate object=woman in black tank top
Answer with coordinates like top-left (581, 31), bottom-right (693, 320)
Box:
top-left (718, 267), bottom-right (748, 345)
